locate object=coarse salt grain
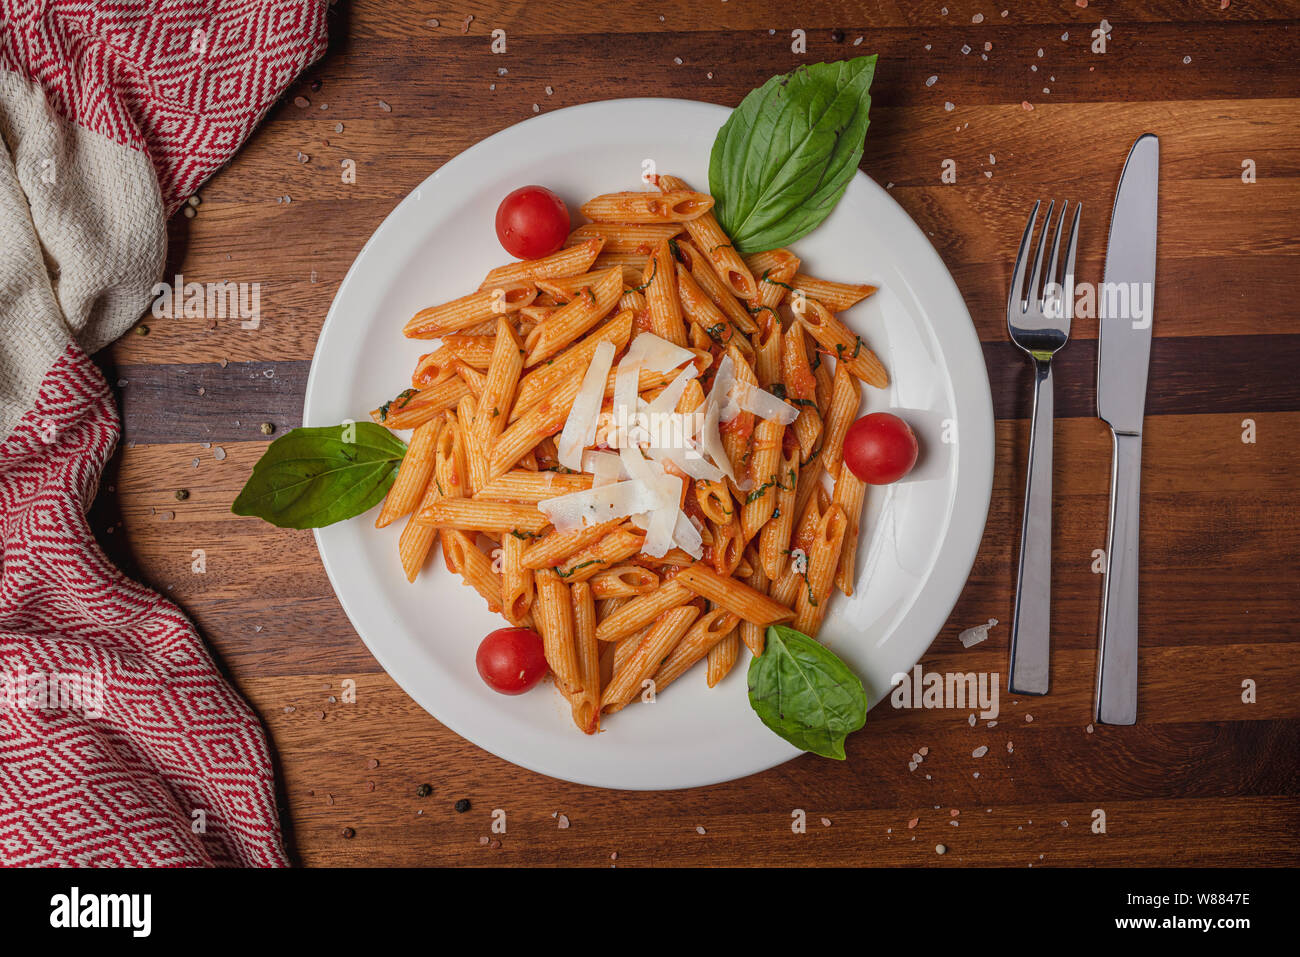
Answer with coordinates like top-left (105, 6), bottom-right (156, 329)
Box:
top-left (962, 44), bottom-right (971, 54)
top-left (926, 75), bottom-right (938, 86)
top-left (1022, 101), bottom-right (1034, 111)
top-left (945, 102), bottom-right (955, 111)
top-left (696, 826), bottom-right (707, 835)
top-left (968, 713), bottom-right (977, 726)
top-left (972, 745), bottom-right (988, 758)
top-left (972, 13), bottom-right (983, 23)
top-left (557, 814), bottom-right (570, 828)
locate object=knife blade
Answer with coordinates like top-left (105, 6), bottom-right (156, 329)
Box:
top-left (1095, 133), bottom-right (1159, 725)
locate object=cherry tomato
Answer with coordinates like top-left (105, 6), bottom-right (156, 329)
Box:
top-left (494, 186), bottom-right (570, 259)
top-left (842, 412), bottom-right (919, 485)
top-left (476, 627), bottom-right (548, 695)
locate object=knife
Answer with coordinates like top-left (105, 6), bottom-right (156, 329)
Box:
top-left (1095, 133), bottom-right (1159, 725)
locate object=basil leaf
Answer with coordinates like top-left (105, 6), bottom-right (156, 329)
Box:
top-left (709, 55), bottom-right (877, 254)
top-left (231, 423), bottom-right (407, 529)
top-left (747, 624), bottom-right (867, 759)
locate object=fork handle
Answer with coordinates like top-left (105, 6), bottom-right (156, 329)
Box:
top-left (1096, 431), bottom-right (1142, 725)
top-left (1008, 356), bottom-right (1054, 695)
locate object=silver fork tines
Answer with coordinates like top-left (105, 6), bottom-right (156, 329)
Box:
top-left (1006, 200), bottom-right (1081, 696)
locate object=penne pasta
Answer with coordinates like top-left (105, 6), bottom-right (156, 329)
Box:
top-left (554, 528), bottom-right (646, 583)
top-left (706, 631), bottom-right (740, 687)
top-left (372, 377), bottom-right (469, 429)
top-left (501, 529), bottom-right (535, 626)
top-left (472, 317), bottom-right (525, 453)
top-left (677, 239), bottom-right (758, 335)
top-left (474, 469), bottom-right (593, 504)
top-left (759, 435), bottom-right (800, 580)
top-left (791, 273), bottom-right (877, 313)
top-left (524, 266), bottom-right (622, 367)
top-left (594, 581), bottom-right (693, 642)
top-left (512, 310), bottom-right (633, 417)
top-left (652, 607), bottom-right (740, 694)
top-left (479, 237), bottom-right (603, 289)
top-left (657, 174), bottom-right (758, 301)
top-left (580, 190), bottom-right (713, 224)
top-left (832, 462), bottom-right (867, 597)
top-left (417, 498), bottom-right (549, 535)
top-left (821, 361), bottom-right (861, 477)
top-left (601, 605), bottom-right (700, 712)
top-left (744, 249), bottom-right (800, 313)
top-left (360, 174), bottom-right (894, 739)
top-left (569, 582), bottom-right (601, 734)
top-left (535, 568), bottom-right (581, 694)
top-left (566, 222), bottom-right (684, 254)
top-left (796, 298), bottom-right (888, 388)
top-left (589, 564), bottom-right (660, 599)
top-left (738, 547), bottom-right (768, 656)
top-left (793, 504), bottom-right (848, 636)
top-left (441, 529), bottom-right (505, 615)
top-left (674, 562), bottom-right (795, 627)
top-left (376, 417), bottom-right (440, 528)
top-left (405, 281), bottom-right (538, 339)
top-left (489, 375), bottom-right (583, 478)
top-left (643, 239), bottom-right (688, 347)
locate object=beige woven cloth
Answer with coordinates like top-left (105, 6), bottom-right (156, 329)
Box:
top-left (0, 70), bottom-right (165, 442)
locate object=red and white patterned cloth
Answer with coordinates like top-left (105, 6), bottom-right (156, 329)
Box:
top-left (0, 1), bottom-right (328, 866)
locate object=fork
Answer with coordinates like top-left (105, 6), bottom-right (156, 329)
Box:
top-left (1006, 200), bottom-right (1081, 696)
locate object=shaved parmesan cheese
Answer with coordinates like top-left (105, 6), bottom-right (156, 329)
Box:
top-left (557, 339), bottom-right (616, 470)
top-left (698, 400), bottom-right (736, 483)
top-left (646, 366), bottom-right (697, 417)
top-left (539, 479), bottom-right (663, 532)
top-left (709, 353), bottom-right (738, 421)
top-left (730, 379), bottom-right (799, 424)
top-left (648, 444), bottom-right (725, 483)
top-left (642, 474), bottom-right (683, 557)
top-left (582, 449), bottom-right (626, 487)
top-left (619, 443), bottom-right (663, 484)
top-left (625, 332), bottom-right (695, 373)
top-left (612, 354), bottom-right (642, 447)
top-left (672, 509), bottom-right (704, 558)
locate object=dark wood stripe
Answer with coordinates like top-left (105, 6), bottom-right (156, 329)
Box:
top-left (989, 334), bottom-right (1300, 421)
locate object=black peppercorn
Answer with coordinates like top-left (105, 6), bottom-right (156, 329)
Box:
top-left (454, 799), bottom-right (471, 813)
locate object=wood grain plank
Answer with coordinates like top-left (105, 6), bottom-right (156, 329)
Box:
top-left (245, 671), bottom-right (1297, 866)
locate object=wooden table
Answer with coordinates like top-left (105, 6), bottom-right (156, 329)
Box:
top-left (94, 0), bottom-right (1300, 866)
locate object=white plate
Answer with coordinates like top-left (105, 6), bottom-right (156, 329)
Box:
top-left (304, 98), bottom-right (993, 790)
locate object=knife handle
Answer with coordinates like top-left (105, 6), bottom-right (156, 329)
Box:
top-left (1096, 431), bottom-right (1142, 725)
top-left (1008, 357), bottom-right (1054, 695)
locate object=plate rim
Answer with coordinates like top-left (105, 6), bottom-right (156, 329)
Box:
top-left (303, 96), bottom-right (995, 790)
